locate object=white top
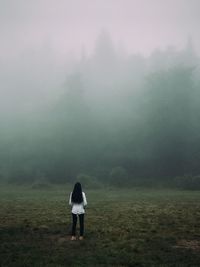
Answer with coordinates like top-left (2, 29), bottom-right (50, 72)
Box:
top-left (69, 192), bottom-right (87, 214)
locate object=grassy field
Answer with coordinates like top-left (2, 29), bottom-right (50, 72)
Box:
top-left (1, 185), bottom-right (200, 266)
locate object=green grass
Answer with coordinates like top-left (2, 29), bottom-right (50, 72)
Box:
top-left (1, 185), bottom-right (200, 266)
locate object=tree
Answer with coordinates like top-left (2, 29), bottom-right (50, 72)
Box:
top-left (142, 66), bottom-right (195, 177)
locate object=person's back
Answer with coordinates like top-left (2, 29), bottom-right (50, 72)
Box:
top-left (69, 191), bottom-right (87, 214)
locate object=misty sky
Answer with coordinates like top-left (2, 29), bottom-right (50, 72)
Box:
top-left (0, 0), bottom-right (200, 114)
top-left (1, 0), bottom-right (200, 59)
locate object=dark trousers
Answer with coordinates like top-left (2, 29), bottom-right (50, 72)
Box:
top-left (71, 213), bottom-right (84, 236)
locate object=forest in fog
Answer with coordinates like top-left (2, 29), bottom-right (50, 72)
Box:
top-left (0, 31), bottom-right (200, 187)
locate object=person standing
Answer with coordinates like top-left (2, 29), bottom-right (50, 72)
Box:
top-left (69, 182), bottom-right (87, 240)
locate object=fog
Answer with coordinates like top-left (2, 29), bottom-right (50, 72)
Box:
top-left (0, 0), bottom-right (200, 188)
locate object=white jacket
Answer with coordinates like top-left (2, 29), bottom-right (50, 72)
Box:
top-left (69, 192), bottom-right (87, 214)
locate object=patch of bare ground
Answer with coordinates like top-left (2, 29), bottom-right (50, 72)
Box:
top-left (174, 240), bottom-right (200, 252)
top-left (48, 234), bottom-right (70, 244)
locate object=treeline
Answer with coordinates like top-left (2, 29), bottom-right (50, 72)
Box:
top-left (0, 32), bottom-right (200, 187)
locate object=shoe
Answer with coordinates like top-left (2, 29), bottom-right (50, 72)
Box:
top-left (79, 236), bottom-right (84, 240)
top-left (71, 236), bottom-right (76, 241)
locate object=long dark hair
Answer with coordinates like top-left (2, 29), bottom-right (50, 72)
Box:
top-left (71, 182), bottom-right (83, 204)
